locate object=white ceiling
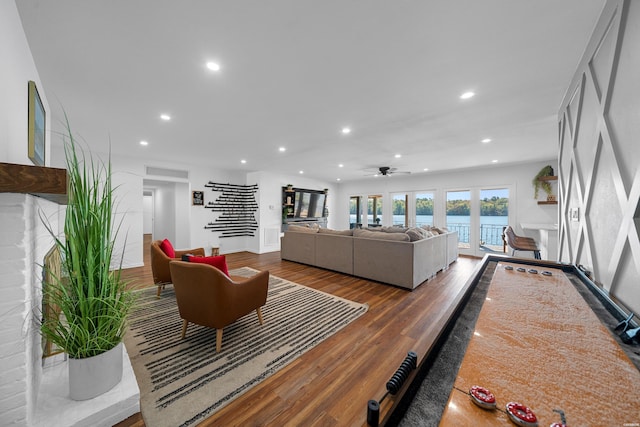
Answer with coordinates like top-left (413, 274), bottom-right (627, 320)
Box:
top-left (17, 0), bottom-right (605, 182)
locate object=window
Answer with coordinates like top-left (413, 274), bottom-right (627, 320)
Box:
top-left (349, 196), bottom-right (362, 229)
top-left (367, 195), bottom-right (383, 226)
top-left (392, 193), bottom-right (408, 226)
top-left (415, 192), bottom-right (434, 227)
top-left (446, 190), bottom-right (471, 249)
top-left (479, 188), bottom-right (509, 253)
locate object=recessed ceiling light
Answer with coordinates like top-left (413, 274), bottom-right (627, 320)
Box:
top-left (241, 159), bottom-right (247, 164)
top-left (139, 140), bottom-right (148, 146)
top-left (336, 178), bottom-right (341, 181)
top-left (492, 159), bottom-right (498, 163)
top-left (338, 164), bottom-right (344, 168)
top-left (395, 154), bottom-right (401, 158)
top-left (341, 127), bottom-right (351, 135)
top-left (206, 61), bottom-right (221, 71)
top-left (279, 147), bottom-right (286, 152)
top-left (423, 168), bottom-right (429, 171)
top-left (482, 138), bottom-right (492, 143)
top-left (299, 170), bottom-right (304, 174)
top-left (160, 114), bottom-right (171, 121)
top-left (460, 91), bottom-right (475, 99)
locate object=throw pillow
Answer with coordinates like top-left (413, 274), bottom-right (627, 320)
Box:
top-left (187, 255), bottom-right (229, 276)
top-left (406, 227), bottom-right (427, 241)
top-left (160, 239), bottom-right (175, 258)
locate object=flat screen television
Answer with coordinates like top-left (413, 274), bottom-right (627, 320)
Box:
top-left (294, 190), bottom-right (326, 218)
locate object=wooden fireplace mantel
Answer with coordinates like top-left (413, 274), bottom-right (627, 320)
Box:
top-left (0, 162), bottom-right (67, 204)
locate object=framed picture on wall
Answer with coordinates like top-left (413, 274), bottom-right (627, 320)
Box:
top-left (28, 80), bottom-right (46, 166)
top-left (192, 191), bottom-right (204, 206)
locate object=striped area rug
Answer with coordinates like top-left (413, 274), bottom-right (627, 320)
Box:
top-left (124, 267), bottom-right (368, 427)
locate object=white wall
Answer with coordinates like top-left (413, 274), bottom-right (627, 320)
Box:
top-left (143, 194), bottom-right (153, 234)
top-left (48, 153), bottom-right (554, 265)
top-left (0, 1), bottom-right (50, 166)
top-left (187, 164), bottom-right (247, 255)
top-left (558, 0), bottom-right (640, 315)
top-left (0, 3), bottom-right (59, 424)
top-left (334, 160), bottom-right (558, 236)
top-left (247, 171), bottom-right (336, 254)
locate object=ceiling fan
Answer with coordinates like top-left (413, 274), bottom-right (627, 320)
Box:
top-left (366, 166), bottom-right (411, 177)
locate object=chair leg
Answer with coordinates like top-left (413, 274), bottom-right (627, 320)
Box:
top-left (216, 328), bottom-right (223, 353)
top-left (181, 319), bottom-right (188, 338)
top-left (256, 307), bottom-right (264, 325)
top-left (156, 283), bottom-right (166, 298)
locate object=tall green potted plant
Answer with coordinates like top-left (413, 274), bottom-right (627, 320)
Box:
top-left (40, 121), bottom-right (134, 400)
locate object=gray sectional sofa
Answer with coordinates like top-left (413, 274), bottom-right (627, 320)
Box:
top-left (280, 226), bottom-right (458, 289)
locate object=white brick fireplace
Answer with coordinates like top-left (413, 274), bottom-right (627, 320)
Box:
top-left (0, 193), bottom-right (139, 426)
top-left (0, 193), bottom-right (57, 424)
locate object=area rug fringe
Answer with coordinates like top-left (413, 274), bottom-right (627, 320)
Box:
top-left (124, 267), bottom-right (368, 427)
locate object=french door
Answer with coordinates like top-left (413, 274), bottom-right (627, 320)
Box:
top-left (391, 191), bottom-right (435, 227)
top-left (446, 187), bottom-right (511, 257)
top-left (478, 188), bottom-right (509, 255)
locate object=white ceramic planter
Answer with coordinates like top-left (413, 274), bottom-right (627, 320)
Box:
top-left (68, 342), bottom-right (123, 400)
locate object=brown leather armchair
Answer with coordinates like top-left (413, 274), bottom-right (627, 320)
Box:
top-left (150, 240), bottom-right (205, 296)
top-left (169, 261), bottom-right (269, 352)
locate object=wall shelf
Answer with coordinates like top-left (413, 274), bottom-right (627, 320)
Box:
top-left (281, 186), bottom-right (328, 230)
top-left (0, 162), bottom-right (67, 204)
top-left (536, 176), bottom-right (558, 205)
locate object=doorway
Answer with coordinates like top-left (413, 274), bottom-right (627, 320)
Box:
top-left (446, 187), bottom-right (511, 257)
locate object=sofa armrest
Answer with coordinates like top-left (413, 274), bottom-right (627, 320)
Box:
top-left (281, 232), bottom-right (317, 265)
top-left (353, 238), bottom-right (414, 288)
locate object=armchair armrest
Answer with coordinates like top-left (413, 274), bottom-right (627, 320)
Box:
top-left (229, 270), bottom-right (270, 308)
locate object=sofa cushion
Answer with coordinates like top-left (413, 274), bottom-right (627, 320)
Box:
top-left (187, 255), bottom-right (229, 276)
top-left (406, 227), bottom-right (428, 241)
top-left (381, 226), bottom-right (408, 233)
top-left (287, 224), bottom-right (319, 233)
top-left (160, 238), bottom-right (175, 258)
top-left (353, 228), bottom-right (410, 241)
top-left (318, 228), bottom-right (353, 236)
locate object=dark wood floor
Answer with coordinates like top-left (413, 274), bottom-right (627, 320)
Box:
top-left (116, 236), bottom-right (480, 426)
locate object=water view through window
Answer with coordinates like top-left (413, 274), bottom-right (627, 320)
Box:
top-left (350, 188), bottom-right (508, 254)
top-left (479, 188), bottom-right (509, 253)
top-left (446, 189), bottom-right (509, 251)
top-left (446, 190), bottom-right (472, 249)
